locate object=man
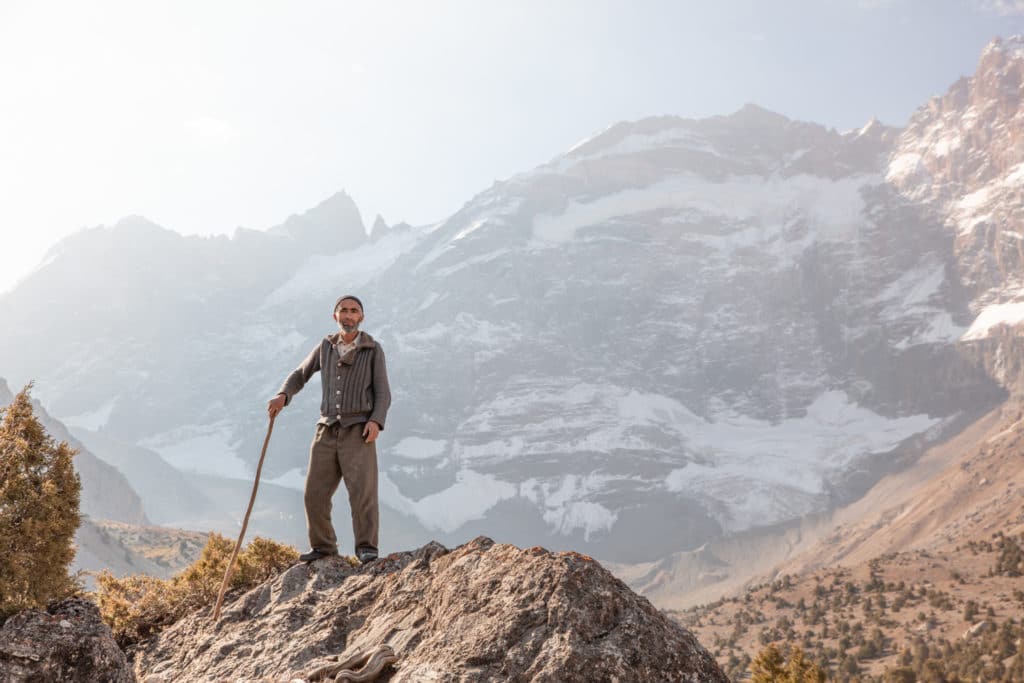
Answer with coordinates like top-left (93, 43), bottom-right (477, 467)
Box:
top-left (267, 295), bottom-right (391, 564)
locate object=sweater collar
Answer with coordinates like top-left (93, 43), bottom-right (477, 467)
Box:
top-left (326, 331), bottom-right (375, 363)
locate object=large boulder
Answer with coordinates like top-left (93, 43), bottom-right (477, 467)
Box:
top-left (134, 537), bottom-right (728, 682)
top-left (0, 598), bottom-right (133, 682)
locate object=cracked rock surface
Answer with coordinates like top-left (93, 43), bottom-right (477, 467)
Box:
top-left (133, 537), bottom-right (728, 682)
top-left (0, 598), bottom-right (134, 682)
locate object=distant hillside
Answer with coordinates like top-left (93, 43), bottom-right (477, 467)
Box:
top-left (0, 378), bottom-right (147, 526)
top-left (0, 378), bottom-right (207, 584)
top-left (74, 519), bottom-right (205, 583)
top-left (680, 395), bottom-right (1024, 681)
top-left (82, 520), bottom-right (207, 577)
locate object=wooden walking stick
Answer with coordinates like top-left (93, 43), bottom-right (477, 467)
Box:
top-left (213, 413), bottom-right (276, 622)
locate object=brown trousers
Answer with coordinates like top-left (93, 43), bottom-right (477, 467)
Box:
top-left (304, 422), bottom-right (379, 555)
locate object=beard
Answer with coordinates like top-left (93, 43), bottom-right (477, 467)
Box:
top-left (339, 321), bottom-right (360, 334)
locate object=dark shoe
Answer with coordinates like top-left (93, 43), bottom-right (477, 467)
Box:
top-left (357, 549), bottom-right (378, 564)
top-left (299, 549), bottom-right (335, 562)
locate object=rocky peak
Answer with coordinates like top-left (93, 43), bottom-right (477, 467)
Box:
top-left (370, 213), bottom-right (389, 235)
top-left (133, 537), bottom-right (728, 682)
top-left (979, 35), bottom-right (1024, 73)
top-left (723, 102), bottom-right (793, 129)
top-left (888, 35), bottom-right (1024, 202)
top-left (852, 116), bottom-right (895, 143)
top-left (110, 215), bottom-right (173, 235)
top-left (885, 36), bottom-right (1024, 310)
top-left (271, 190), bottom-right (367, 248)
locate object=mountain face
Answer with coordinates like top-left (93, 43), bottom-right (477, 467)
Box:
top-left (888, 36), bottom-right (1024, 315)
top-left (1, 38), bottom-right (1020, 569)
top-left (0, 190), bottom-right (366, 446)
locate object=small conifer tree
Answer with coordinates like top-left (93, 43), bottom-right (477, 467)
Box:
top-left (751, 644), bottom-right (827, 683)
top-left (750, 643), bottom-right (786, 682)
top-left (0, 384), bottom-right (82, 618)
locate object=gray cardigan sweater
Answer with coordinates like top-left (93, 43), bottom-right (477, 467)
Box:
top-left (277, 331), bottom-right (391, 429)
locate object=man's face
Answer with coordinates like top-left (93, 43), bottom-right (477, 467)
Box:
top-left (334, 299), bottom-right (364, 334)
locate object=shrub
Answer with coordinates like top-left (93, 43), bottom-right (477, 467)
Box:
top-left (750, 643), bottom-right (786, 682)
top-left (0, 384), bottom-right (81, 619)
top-left (750, 644), bottom-right (826, 682)
top-left (994, 535), bottom-right (1024, 576)
top-left (97, 532), bottom-right (299, 645)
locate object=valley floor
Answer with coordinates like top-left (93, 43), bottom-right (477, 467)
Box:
top-left (679, 540), bottom-right (1024, 681)
top-left (672, 399), bottom-right (1024, 681)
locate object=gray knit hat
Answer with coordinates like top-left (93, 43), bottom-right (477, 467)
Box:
top-left (334, 295), bottom-right (364, 312)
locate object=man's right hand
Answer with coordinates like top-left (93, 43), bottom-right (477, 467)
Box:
top-left (267, 394), bottom-right (287, 418)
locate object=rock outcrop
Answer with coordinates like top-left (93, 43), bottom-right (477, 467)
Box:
top-left (134, 537), bottom-right (728, 682)
top-left (0, 598), bottom-right (134, 682)
top-left (888, 36), bottom-right (1024, 306)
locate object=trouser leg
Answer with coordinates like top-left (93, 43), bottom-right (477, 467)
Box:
top-left (337, 423), bottom-right (380, 554)
top-left (304, 425), bottom-right (342, 554)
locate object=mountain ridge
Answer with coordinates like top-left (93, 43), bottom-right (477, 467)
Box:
top-left (2, 35), bottom-right (1022, 583)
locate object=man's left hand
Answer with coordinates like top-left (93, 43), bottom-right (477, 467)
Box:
top-left (363, 421), bottom-right (381, 443)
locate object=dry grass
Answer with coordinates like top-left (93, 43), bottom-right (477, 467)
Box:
top-left (96, 532), bottom-right (298, 646)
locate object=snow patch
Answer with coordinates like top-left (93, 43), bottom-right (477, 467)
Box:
top-left (886, 153), bottom-right (924, 183)
top-left (531, 173), bottom-right (874, 247)
top-left (565, 123), bottom-right (615, 154)
top-left (543, 501), bottom-right (617, 540)
top-left (392, 437), bottom-right (448, 460)
top-left (453, 219), bottom-right (487, 242)
top-left (521, 474), bottom-right (621, 540)
top-left (434, 248), bottom-right (510, 277)
top-left (393, 314), bottom-right (520, 360)
top-left (929, 131), bottom-right (963, 158)
top-left (893, 312), bottom-right (967, 350)
top-left (663, 391), bottom-right (938, 530)
top-left (62, 399), bottom-right (117, 431)
top-left (140, 422), bottom-right (247, 479)
top-left (262, 227), bottom-right (425, 308)
top-left (559, 126), bottom-right (719, 171)
top-left (962, 302), bottom-right (1024, 341)
top-left (456, 381), bottom-right (938, 533)
top-left (380, 468), bottom-right (516, 533)
top-left (618, 389), bottom-right (704, 428)
top-left (953, 162), bottom-right (1024, 236)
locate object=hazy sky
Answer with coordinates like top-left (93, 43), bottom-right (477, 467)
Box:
top-left (0, 0), bottom-right (1021, 294)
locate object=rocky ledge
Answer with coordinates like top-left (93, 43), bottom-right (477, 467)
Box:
top-left (134, 537), bottom-right (728, 682)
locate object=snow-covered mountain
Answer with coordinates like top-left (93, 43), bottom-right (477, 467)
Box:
top-left (889, 36), bottom-right (1024, 338)
top-left (2, 37), bottom-right (1020, 566)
